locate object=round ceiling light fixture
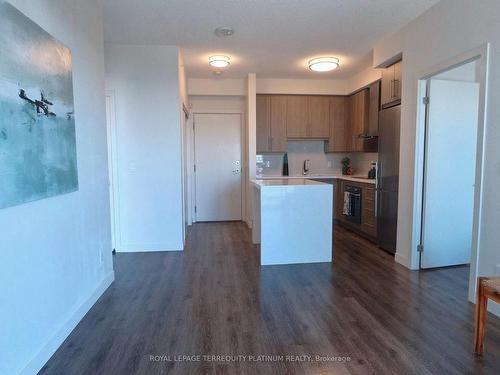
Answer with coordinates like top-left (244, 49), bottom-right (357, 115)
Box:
top-left (214, 27), bottom-right (235, 37)
top-left (308, 57), bottom-right (340, 72)
top-left (209, 55), bottom-right (230, 68)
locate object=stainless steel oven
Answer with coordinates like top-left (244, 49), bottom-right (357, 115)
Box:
top-left (344, 185), bottom-right (362, 224)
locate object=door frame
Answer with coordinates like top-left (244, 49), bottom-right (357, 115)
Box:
top-left (105, 90), bottom-right (121, 251)
top-left (181, 104), bottom-right (189, 243)
top-left (412, 44), bottom-right (490, 303)
top-left (192, 112), bottom-right (244, 222)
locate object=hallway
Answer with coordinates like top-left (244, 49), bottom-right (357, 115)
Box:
top-left (40, 222), bottom-right (500, 374)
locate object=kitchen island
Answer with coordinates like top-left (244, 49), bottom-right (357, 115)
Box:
top-left (251, 179), bottom-right (333, 265)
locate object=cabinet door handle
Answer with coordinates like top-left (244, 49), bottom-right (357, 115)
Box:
top-left (390, 79), bottom-right (394, 98)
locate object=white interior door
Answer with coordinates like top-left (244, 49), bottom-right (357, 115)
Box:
top-left (194, 113), bottom-right (242, 221)
top-left (421, 79), bottom-right (479, 268)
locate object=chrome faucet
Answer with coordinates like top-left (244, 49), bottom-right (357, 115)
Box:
top-left (302, 159), bottom-right (310, 175)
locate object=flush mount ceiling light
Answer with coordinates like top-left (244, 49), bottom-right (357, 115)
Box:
top-left (209, 55), bottom-right (230, 68)
top-left (214, 27), bottom-right (235, 37)
top-left (308, 57), bottom-right (340, 72)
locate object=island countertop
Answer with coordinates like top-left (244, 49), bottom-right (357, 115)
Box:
top-left (255, 175), bottom-right (376, 185)
top-left (251, 178), bottom-right (328, 188)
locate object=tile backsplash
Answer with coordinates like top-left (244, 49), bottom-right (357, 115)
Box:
top-left (256, 140), bottom-right (377, 177)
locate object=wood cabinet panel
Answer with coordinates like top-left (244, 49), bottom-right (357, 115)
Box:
top-left (325, 96), bottom-right (349, 152)
top-left (381, 65), bottom-right (394, 107)
top-left (334, 178), bottom-right (344, 221)
top-left (381, 60), bottom-right (402, 108)
top-left (269, 96), bottom-right (287, 152)
top-left (362, 186), bottom-right (377, 238)
top-left (368, 81), bottom-right (380, 137)
top-left (286, 96), bottom-right (308, 138)
top-left (308, 96), bottom-right (330, 138)
top-left (393, 60), bottom-right (402, 101)
top-left (256, 95), bottom-right (271, 153)
top-left (350, 89), bottom-right (369, 152)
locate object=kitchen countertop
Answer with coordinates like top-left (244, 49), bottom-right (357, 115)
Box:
top-left (257, 175), bottom-right (376, 185)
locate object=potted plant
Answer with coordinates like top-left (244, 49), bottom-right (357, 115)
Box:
top-left (341, 157), bottom-right (353, 175)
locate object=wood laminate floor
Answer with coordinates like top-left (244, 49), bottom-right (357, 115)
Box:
top-left (40, 222), bottom-right (500, 375)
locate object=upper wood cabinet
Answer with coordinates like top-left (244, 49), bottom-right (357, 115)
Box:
top-left (381, 60), bottom-right (402, 108)
top-left (394, 61), bottom-right (401, 99)
top-left (269, 96), bottom-right (287, 152)
top-left (350, 89), bottom-right (370, 152)
top-left (368, 81), bottom-right (380, 137)
top-left (256, 95), bottom-right (271, 153)
top-left (308, 96), bottom-right (330, 138)
top-left (325, 85), bottom-right (378, 153)
top-left (256, 94), bottom-right (287, 153)
top-left (325, 96), bottom-right (349, 153)
top-left (286, 96), bottom-right (308, 138)
top-left (286, 96), bottom-right (330, 139)
top-left (258, 89), bottom-right (377, 154)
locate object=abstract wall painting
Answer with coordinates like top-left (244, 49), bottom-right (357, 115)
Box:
top-left (0, 1), bottom-right (78, 209)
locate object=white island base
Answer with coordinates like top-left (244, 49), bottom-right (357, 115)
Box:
top-left (252, 179), bottom-right (333, 266)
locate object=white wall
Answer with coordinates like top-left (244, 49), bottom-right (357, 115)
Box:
top-left (373, 0), bottom-right (500, 313)
top-left (0, 1), bottom-right (114, 374)
top-left (257, 72), bottom-right (383, 95)
top-left (345, 66), bottom-right (383, 93)
top-left (105, 44), bottom-right (184, 251)
top-left (188, 78), bottom-right (246, 96)
top-left (256, 77), bottom-right (347, 95)
top-left (188, 69), bottom-right (383, 98)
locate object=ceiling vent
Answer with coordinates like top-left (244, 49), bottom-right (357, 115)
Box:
top-left (214, 27), bottom-right (235, 37)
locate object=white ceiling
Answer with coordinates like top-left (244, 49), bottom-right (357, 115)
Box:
top-left (103, 0), bottom-right (439, 79)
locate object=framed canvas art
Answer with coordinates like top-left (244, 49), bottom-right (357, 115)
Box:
top-left (0, 1), bottom-right (78, 209)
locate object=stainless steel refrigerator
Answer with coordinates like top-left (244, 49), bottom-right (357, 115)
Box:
top-left (377, 105), bottom-right (400, 253)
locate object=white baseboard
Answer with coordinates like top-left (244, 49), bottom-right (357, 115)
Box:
top-left (116, 242), bottom-right (184, 252)
top-left (20, 272), bottom-right (115, 375)
top-left (245, 219), bottom-right (253, 229)
top-left (116, 247), bottom-right (183, 252)
top-left (395, 252), bottom-right (412, 269)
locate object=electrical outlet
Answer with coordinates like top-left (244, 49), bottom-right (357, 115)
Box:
top-left (496, 264), bottom-right (500, 276)
top-left (327, 161), bottom-right (332, 168)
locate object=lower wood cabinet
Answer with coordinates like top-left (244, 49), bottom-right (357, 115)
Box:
top-left (361, 185), bottom-right (377, 238)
